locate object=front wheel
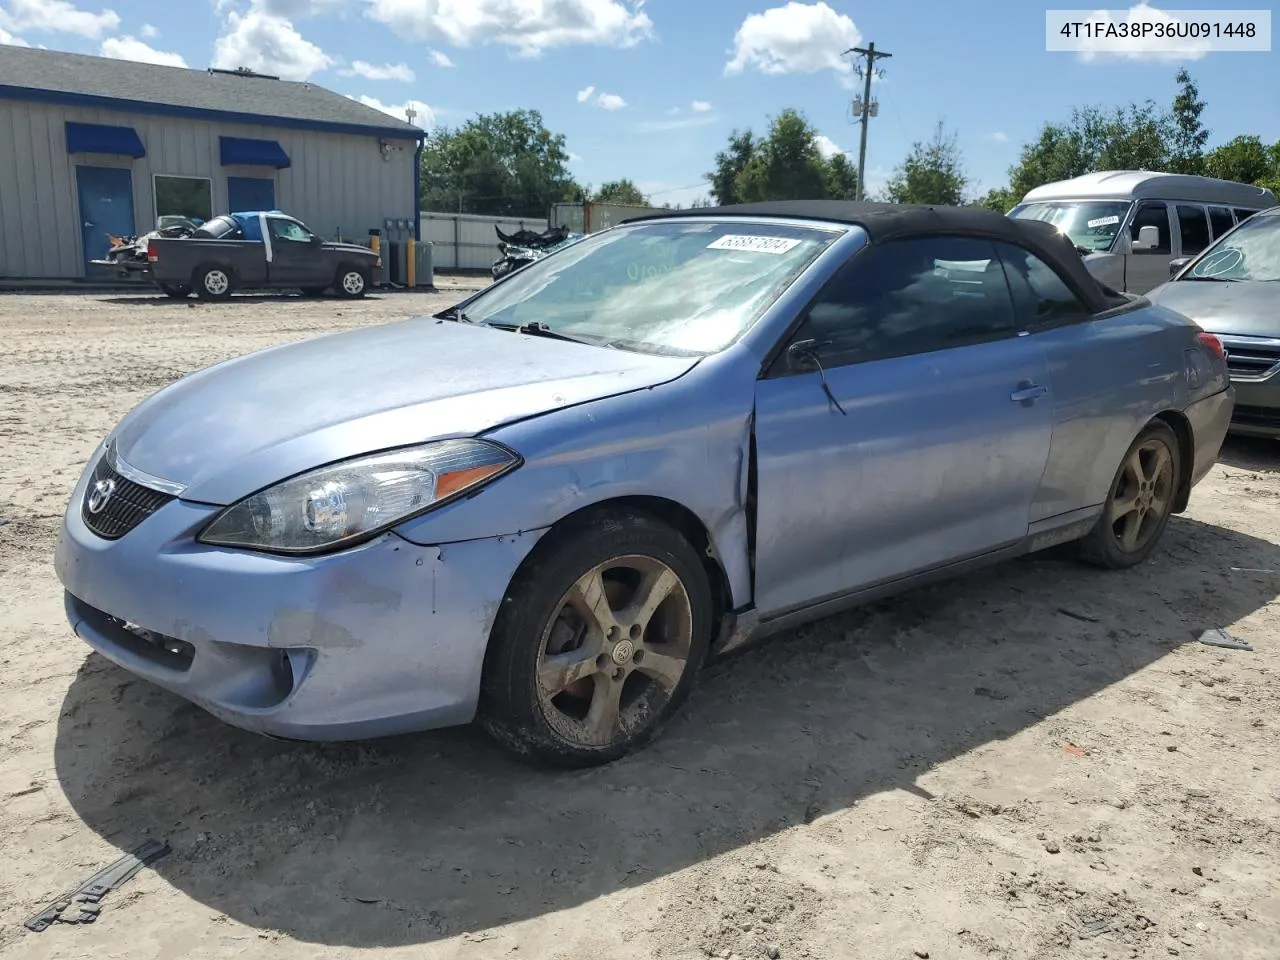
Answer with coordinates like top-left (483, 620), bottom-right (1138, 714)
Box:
top-left (336, 267), bottom-right (369, 298)
top-left (1078, 420), bottom-right (1182, 569)
top-left (478, 509), bottom-right (713, 767)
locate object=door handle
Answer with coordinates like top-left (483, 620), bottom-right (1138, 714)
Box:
top-left (1010, 381), bottom-right (1048, 404)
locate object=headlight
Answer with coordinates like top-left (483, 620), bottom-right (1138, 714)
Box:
top-left (198, 439), bottom-right (520, 554)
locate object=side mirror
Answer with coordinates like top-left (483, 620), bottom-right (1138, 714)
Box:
top-left (1131, 225), bottom-right (1159, 252)
top-left (1169, 256), bottom-right (1191, 276)
top-left (787, 339), bottom-right (822, 373)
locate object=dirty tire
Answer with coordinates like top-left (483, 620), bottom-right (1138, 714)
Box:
top-left (158, 283), bottom-right (190, 299)
top-left (1078, 420), bottom-right (1182, 570)
top-left (478, 507), bottom-right (713, 768)
top-left (336, 267), bottom-right (369, 299)
top-left (194, 266), bottom-right (232, 301)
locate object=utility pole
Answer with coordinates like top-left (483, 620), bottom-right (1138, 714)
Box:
top-left (845, 41), bottom-right (892, 201)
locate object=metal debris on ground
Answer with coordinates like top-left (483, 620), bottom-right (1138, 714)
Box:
top-left (24, 839), bottom-right (171, 932)
top-left (1197, 628), bottom-right (1253, 652)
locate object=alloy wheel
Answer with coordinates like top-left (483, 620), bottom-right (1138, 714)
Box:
top-left (1107, 436), bottom-right (1175, 554)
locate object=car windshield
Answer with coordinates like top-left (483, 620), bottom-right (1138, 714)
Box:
top-left (1182, 212), bottom-right (1280, 282)
top-left (1009, 200), bottom-right (1132, 252)
top-left (454, 219), bottom-right (843, 356)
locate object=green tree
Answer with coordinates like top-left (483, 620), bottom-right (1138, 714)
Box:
top-left (419, 109), bottom-right (582, 217)
top-left (1168, 68), bottom-right (1209, 175)
top-left (973, 186), bottom-right (1019, 212)
top-left (593, 179), bottom-right (649, 205)
top-left (708, 130), bottom-right (756, 206)
top-left (885, 121), bottom-right (969, 206)
top-left (1203, 135), bottom-right (1275, 184)
top-left (823, 152), bottom-right (859, 200)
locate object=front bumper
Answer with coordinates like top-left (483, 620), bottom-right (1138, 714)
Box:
top-left (54, 459), bottom-right (544, 741)
top-left (1215, 335), bottom-right (1280, 438)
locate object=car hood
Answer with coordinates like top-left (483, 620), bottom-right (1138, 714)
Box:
top-left (110, 319), bottom-right (698, 505)
top-left (1146, 279), bottom-right (1280, 337)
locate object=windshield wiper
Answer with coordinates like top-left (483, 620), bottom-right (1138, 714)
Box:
top-left (487, 320), bottom-right (601, 346)
top-left (435, 306), bottom-right (474, 322)
top-left (1182, 275), bottom-right (1239, 282)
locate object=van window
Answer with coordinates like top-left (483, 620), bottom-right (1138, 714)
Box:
top-left (1234, 208), bottom-right (1257, 224)
top-left (1008, 200), bottom-right (1130, 252)
top-left (1177, 205), bottom-right (1210, 255)
top-left (1208, 206), bottom-right (1235, 238)
top-left (1129, 202), bottom-right (1171, 255)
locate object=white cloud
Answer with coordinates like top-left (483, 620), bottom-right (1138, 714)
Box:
top-left (691, 100), bottom-right (712, 112)
top-left (100, 35), bottom-right (187, 67)
top-left (595, 91), bottom-right (626, 110)
top-left (725, 1), bottom-right (861, 86)
top-left (351, 94), bottom-right (436, 127)
top-left (814, 134), bottom-right (846, 159)
top-left (567, 150), bottom-right (583, 162)
top-left (576, 84), bottom-right (595, 102)
top-left (341, 60), bottom-right (415, 81)
top-left (0, 0), bottom-right (121, 39)
top-left (428, 48), bottom-right (455, 67)
top-left (366, 0), bottom-right (654, 58)
top-left (140, 22), bottom-right (158, 38)
top-left (252, 0), bottom-right (342, 16)
top-left (1076, 2), bottom-right (1211, 62)
top-left (635, 114), bottom-right (717, 133)
top-left (0, 26), bottom-right (30, 45)
top-left (666, 106), bottom-right (681, 115)
top-left (991, 130), bottom-right (1009, 143)
top-left (212, 8), bottom-right (333, 81)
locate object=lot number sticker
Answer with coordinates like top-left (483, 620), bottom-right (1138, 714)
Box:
top-left (1086, 215), bottom-right (1120, 228)
top-left (707, 234), bottom-right (802, 255)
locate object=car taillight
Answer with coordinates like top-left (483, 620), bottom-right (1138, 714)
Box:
top-left (1196, 331), bottom-right (1226, 360)
top-left (146, 240), bottom-right (158, 263)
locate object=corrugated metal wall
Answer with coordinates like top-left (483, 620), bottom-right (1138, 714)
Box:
top-left (420, 211), bottom-right (549, 270)
top-left (550, 202), bottom-right (670, 233)
top-left (0, 98), bottom-right (417, 279)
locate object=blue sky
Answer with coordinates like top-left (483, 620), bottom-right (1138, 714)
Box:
top-left (1, 0), bottom-right (1275, 207)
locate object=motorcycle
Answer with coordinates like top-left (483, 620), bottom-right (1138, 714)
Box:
top-left (491, 224), bottom-right (582, 279)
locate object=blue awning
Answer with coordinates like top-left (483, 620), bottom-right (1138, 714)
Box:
top-left (220, 136), bottom-right (290, 169)
top-left (65, 121), bottom-right (145, 158)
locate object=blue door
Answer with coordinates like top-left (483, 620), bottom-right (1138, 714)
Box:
top-left (227, 176), bottom-right (275, 213)
top-left (76, 166), bottom-right (136, 270)
top-left (752, 235), bottom-right (1055, 617)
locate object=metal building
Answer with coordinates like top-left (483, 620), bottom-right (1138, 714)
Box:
top-left (0, 46), bottom-right (424, 280)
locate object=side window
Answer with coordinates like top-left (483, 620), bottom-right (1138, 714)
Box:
top-left (1208, 206), bottom-right (1235, 238)
top-left (270, 218), bottom-right (312, 242)
top-left (1176, 204), bottom-right (1210, 255)
top-left (994, 241), bottom-right (1090, 329)
top-left (788, 236), bottom-right (1017, 369)
top-left (1129, 201), bottom-right (1171, 255)
top-left (1234, 208), bottom-right (1256, 224)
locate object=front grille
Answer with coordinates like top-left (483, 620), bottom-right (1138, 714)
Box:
top-left (1226, 344), bottom-right (1280, 378)
top-left (81, 455), bottom-right (175, 539)
top-left (1231, 405), bottom-right (1280, 430)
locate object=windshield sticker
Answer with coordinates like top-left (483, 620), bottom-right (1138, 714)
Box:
top-left (706, 234), bottom-right (802, 255)
top-left (1086, 215), bottom-right (1120, 229)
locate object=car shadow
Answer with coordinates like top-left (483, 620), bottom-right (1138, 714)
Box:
top-left (96, 294), bottom-right (388, 306)
top-left (53, 515), bottom-right (1278, 948)
top-left (1216, 435), bottom-right (1279, 472)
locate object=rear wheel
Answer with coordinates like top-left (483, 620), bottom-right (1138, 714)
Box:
top-left (159, 283), bottom-right (190, 299)
top-left (194, 266), bottom-right (232, 301)
top-left (478, 508), bottom-right (713, 767)
top-left (336, 267), bottom-right (369, 299)
top-left (1078, 421), bottom-right (1181, 569)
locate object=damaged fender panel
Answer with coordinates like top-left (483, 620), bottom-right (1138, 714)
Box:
top-left (393, 351), bottom-right (760, 610)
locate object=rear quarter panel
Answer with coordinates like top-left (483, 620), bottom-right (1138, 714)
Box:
top-left (152, 239), bottom-right (267, 285)
top-left (1031, 302), bottom-right (1197, 521)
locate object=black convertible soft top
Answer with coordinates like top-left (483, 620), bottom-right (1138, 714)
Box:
top-left (622, 200), bottom-right (1130, 314)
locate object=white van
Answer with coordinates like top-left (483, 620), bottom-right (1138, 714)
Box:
top-left (1008, 171), bottom-right (1277, 294)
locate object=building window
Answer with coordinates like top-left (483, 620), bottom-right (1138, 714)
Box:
top-left (154, 175), bottom-right (213, 222)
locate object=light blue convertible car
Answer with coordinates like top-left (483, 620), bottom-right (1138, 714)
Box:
top-left (55, 201), bottom-right (1234, 767)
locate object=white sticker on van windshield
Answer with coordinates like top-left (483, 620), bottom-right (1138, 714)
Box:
top-left (1086, 215), bottom-right (1120, 228)
top-left (707, 234), bottom-right (802, 254)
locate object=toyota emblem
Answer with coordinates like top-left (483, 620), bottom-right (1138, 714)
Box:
top-left (87, 478), bottom-right (116, 514)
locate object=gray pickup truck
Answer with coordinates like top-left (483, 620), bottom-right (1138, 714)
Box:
top-left (143, 211), bottom-right (382, 300)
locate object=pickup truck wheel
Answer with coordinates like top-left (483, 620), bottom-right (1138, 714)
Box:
top-left (336, 267), bottom-right (369, 299)
top-left (159, 284), bottom-right (191, 299)
top-left (195, 266), bottom-right (233, 301)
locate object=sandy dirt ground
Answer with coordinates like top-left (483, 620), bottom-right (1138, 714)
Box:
top-left (1, 288), bottom-right (1278, 960)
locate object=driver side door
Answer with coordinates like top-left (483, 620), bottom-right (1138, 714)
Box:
top-left (266, 217), bottom-right (320, 287)
top-left (751, 235), bottom-right (1055, 618)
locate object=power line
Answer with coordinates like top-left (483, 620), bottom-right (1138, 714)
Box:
top-left (844, 41), bottom-right (893, 201)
